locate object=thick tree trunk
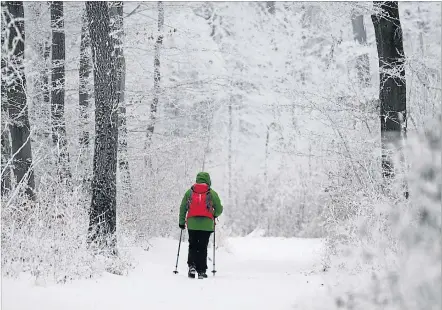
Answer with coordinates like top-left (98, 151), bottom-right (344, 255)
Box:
top-left (4, 1), bottom-right (35, 199)
top-left (145, 1), bottom-right (164, 169)
top-left (351, 14), bottom-right (371, 87)
top-left (110, 1), bottom-right (132, 206)
top-left (86, 1), bottom-right (118, 252)
top-left (50, 1), bottom-right (70, 182)
top-left (371, 1), bottom-right (407, 183)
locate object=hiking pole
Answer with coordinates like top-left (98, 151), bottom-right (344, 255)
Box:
top-left (212, 220), bottom-right (217, 276)
top-left (173, 229), bottom-right (183, 274)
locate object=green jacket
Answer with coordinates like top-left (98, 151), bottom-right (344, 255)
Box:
top-left (179, 172), bottom-right (223, 231)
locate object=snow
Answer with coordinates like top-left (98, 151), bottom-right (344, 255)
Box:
top-left (2, 236), bottom-right (336, 310)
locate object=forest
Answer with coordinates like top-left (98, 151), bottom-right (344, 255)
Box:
top-left (1, 1), bottom-right (440, 309)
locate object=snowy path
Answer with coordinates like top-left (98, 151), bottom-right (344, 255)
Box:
top-left (2, 237), bottom-right (334, 310)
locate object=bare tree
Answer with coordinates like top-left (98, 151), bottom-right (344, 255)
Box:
top-left (145, 1), bottom-right (164, 170)
top-left (371, 1), bottom-right (407, 186)
top-left (86, 1), bottom-right (118, 252)
top-left (1, 82), bottom-right (11, 194)
top-left (4, 1), bottom-right (35, 199)
top-left (50, 1), bottom-right (70, 182)
top-left (1, 2), bottom-right (10, 194)
top-left (78, 8), bottom-right (91, 187)
top-left (228, 101), bottom-right (232, 202)
top-left (1, 5), bottom-right (11, 194)
top-left (110, 1), bottom-right (132, 206)
top-left (28, 2), bottom-right (51, 143)
top-left (351, 13), bottom-right (371, 87)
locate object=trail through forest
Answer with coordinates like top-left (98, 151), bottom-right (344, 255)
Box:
top-left (2, 237), bottom-right (339, 310)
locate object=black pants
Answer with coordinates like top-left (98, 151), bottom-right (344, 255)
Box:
top-left (187, 230), bottom-right (212, 273)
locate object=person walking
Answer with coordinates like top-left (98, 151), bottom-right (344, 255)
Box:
top-left (179, 172), bottom-right (223, 279)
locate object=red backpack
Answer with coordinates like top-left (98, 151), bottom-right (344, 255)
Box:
top-left (186, 183), bottom-right (214, 220)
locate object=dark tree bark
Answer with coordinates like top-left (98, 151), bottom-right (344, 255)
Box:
top-left (4, 1), bottom-right (35, 199)
top-left (266, 2), bottom-right (275, 15)
top-left (50, 1), bottom-right (70, 182)
top-left (78, 8), bottom-right (92, 189)
top-left (1, 108), bottom-right (11, 194)
top-left (351, 14), bottom-right (371, 87)
top-left (1, 3), bottom-right (11, 194)
top-left (1, 82), bottom-right (11, 194)
top-left (79, 9), bottom-right (91, 151)
top-left (145, 1), bottom-right (163, 169)
top-left (86, 1), bottom-right (118, 252)
top-left (371, 1), bottom-right (407, 182)
top-left (109, 2), bottom-right (132, 205)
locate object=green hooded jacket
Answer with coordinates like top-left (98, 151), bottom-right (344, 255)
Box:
top-left (179, 172), bottom-right (223, 231)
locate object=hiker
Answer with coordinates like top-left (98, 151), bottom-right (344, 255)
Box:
top-left (179, 172), bottom-right (223, 279)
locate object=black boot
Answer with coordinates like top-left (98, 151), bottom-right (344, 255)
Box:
top-left (198, 271), bottom-right (208, 279)
top-left (188, 266), bottom-right (196, 278)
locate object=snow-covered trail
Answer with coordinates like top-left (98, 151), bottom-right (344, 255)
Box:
top-left (2, 236), bottom-right (334, 310)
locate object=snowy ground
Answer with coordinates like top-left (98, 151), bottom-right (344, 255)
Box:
top-left (2, 236), bottom-right (341, 310)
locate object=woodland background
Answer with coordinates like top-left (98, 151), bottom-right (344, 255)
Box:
top-left (1, 2), bottom-right (440, 308)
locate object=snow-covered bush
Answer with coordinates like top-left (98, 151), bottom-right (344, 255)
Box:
top-left (329, 116), bottom-right (441, 310)
top-left (1, 178), bottom-right (134, 284)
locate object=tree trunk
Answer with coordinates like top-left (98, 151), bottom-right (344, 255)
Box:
top-left (264, 124), bottom-right (270, 185)
top-left (266, 2), bottom-right (275, 14)
top-left (1, 3), bottom-right (11, 194)
top-left (43, 41), bottom-right (51, 116)
top-left (371, 1), bottom-right (407, 183)
top-left (79, 9), bottom-right (90, 150)
top-left (1, 64), bottom-right (11, 193)
top-left (78, 8), bottom-right (91, 186)
top-left (86, 1), bottom-right (118, 252)
top-left (28, 2), bottom-right (51, 144)
top-left (1, 107), bottom-right (11, 194)
top-left (110, 1), bottom-right (132, 207)
top-left (228, 101), bottom-right (232, 203)
top-left (145, 1), bottom-right (164, 170)
top-left (351, 14), bottom-right (371, 87)
top-left (50, 1), bottom-right (70, 183)
top-left (4, 1), bottom-right (35, 199)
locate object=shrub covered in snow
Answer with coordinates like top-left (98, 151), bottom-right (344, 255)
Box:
top-left (1, 180), bottom-right (134, 284)
top-left (328, 116), bottom-right (441, 310)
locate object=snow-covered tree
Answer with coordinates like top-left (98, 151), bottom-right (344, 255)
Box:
top-left (86, 1), bottom-right (118, 253)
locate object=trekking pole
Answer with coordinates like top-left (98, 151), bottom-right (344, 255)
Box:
top-left (212, 220), bottom-right (217, 276)
top-left (173, 229), bottom-right (183, 274)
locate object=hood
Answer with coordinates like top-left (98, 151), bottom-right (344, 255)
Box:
top-left (196, 172), bottom-right (211, 186)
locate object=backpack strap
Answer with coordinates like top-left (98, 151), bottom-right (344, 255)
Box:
top-left (205, 187), bottom-right (214, 211)
top-left (185, 186), bottom-right (194, 211)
